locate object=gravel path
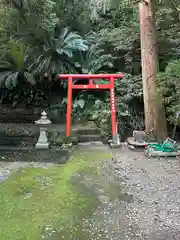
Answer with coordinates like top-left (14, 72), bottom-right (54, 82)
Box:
top-left (111, 146), bottom-right (180, 240)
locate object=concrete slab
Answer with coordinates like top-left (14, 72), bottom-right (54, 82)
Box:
top-left (110, 143), bottom-right (121, 149)
top-left (127, 137), bottom-right (148, 147)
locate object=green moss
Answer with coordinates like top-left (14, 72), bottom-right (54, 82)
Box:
top-left (0, 148), bottom-right (111, 240)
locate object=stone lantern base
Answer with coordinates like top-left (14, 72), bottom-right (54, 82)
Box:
top-left (35, 127), bottom-right (49, 149)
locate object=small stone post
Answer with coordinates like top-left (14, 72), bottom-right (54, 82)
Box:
top-left (133, 130), bottom-right (145, 143)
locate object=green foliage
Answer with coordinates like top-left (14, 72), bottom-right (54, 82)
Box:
top-left (0, 41), bottom-right (35, 88)
top-left (0, 0), bottom-right (180, 131)
top-left (93, 1), bottom-right (140, 74)
top-left (4, 0), bottom-right (58, 42)
top-left (93, 74), bottom-right (144, 139)
top-left (0, 86), bottom-right (45, 107)
top-left (158, 60), bottom-right (180, 124)
top-left (54, 0), bottom-right (91, 33)
top-left (0, 40), bottom-right (43, 106)
top-left (30, 28), bottom-right (88, 75)
top-left (80, 44), bottom-right (114, 74)
top-left (115, 74), bottom-right (144, 132)
top-left (0, 0), bottom-right (90, 106)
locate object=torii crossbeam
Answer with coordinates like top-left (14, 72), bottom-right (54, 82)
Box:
top-left (58, 73), bottom-right (124, 143)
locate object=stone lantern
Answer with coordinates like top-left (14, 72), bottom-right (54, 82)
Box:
top-left (35, 111), bottom-right (51, 149)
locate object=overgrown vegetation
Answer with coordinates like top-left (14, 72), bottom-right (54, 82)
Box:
top-left (0, 0), bottom-right (180, 135)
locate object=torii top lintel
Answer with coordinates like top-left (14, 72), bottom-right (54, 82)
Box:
top-left (59, 73), bottom-right (124, 79)
top-left (58, 73), bottom-right (124, 89)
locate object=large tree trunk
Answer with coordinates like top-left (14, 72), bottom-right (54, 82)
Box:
top-left (139, 0), bottom-right (167, 141)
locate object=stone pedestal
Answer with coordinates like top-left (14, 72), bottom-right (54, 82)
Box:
top-left (109, 122), bottom-right (121, 148)
top-left (35, 127), bottom-right (49, 149)
top-left (127, 130), bottom-right (148, 149)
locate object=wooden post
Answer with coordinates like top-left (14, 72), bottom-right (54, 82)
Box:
top-left (110, 77), bottom-right (117, 143)
top-left (139, 0), bottom-right (167, 141)
top-left (66, 76), bottom-right (72, 137)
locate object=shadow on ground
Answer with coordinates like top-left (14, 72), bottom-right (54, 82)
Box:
top-left (0, 149), bottom-right (70, 163)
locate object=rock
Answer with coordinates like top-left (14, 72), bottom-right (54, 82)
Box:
top-left (98, 195), bottom-right (110, 204)
top-left (148, 231), bottom-right (173, 240)
top-left (57, 156), bottom-right (68, 164)
top-left (70, 173), bottom-right (82, 184)
top-left (0, 175), bottom-right (6, 183)
top-left (24, 192), bottom-right (33, 199)
top-left (114, 165), bottom-right (120, 170)
top-left (92, 184), bottom-right (104, 196)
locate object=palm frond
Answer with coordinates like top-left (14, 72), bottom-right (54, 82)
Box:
top-left (0, 41), bottom-right (35, 88)
top-left (56, 28), bottom-right (88, 57)
top-left (81, 44), bottom-right (114, 74)
top-left (24, 71), bottom-right (35, 84)
top-left (31, 28), bottom-right (88, 75)
top-left (10, 41), bottom-right (27, 70)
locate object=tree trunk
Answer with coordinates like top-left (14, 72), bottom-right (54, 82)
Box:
top-left (139, 0), bottom-right (167, 141)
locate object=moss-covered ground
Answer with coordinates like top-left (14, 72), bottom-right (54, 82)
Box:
top-left (0, 147), bottom-right (111, 240)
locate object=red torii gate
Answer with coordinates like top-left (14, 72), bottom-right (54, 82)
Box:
top-left (58, 73), bottom-right (124, 143)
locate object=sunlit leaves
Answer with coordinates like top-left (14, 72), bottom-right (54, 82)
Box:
top-left (0, 41), bottom-right (35, 88)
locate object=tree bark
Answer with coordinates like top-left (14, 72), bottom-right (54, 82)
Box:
top-left (139, 0), bottom-right (167, 141)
